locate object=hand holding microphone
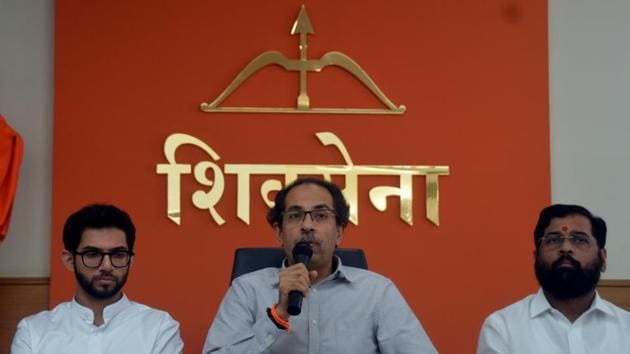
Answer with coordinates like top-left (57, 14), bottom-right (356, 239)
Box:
top-left (277, 241), bottom-right (315, 318)
top-left (287, 242), bottom-right (313, 316)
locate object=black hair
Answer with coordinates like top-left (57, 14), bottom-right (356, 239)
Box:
top-left (266, 177), bottom-right (350, 229)
top-left (533, 204), bottom-right (606, 248)
top-left (63, 204), bottom-right (136, 253)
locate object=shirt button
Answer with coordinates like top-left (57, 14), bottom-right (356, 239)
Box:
top-left (312, 320), bottom-right (317, 325)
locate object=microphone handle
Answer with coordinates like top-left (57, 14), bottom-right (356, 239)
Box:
top-left (287, 290), bottom-right (303, 316)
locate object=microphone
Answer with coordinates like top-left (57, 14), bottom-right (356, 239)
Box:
top-left (287, 241), bottom-right (313, 316)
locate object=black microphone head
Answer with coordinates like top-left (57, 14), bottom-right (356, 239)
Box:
top-left (292, 241), bottom-right (312, 265)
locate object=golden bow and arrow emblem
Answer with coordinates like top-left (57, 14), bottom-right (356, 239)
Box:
top-left (200, 6), bottom-right (406, 115)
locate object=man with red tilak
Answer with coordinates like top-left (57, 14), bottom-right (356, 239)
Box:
top-left (478, 204), bottom-right (630, 354)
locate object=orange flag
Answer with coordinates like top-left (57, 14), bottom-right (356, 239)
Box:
top-left (0, 114), bottom-right (24, 242)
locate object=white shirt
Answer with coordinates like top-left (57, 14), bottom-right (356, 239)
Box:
top-left (477, 289), bottom-right (630, 354)
top-left (11, 294), bottom-right (183, 354)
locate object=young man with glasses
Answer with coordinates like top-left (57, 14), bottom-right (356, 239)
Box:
top-left (11, 204), bottom-right (184, 353)
top-left (477, 204), bottom-right (630, 353)
top-left (203, 177), bottom-right (437, 353)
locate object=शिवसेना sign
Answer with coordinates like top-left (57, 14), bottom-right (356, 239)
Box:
top-left (156, 131), bottom-right (449, 227)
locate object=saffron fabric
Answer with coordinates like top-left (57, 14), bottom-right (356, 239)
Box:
top-left (0, 114), bottom-right (23, 242)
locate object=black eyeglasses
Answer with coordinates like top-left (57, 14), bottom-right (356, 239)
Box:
top-left (282, 208), bottom-right (337, 225)
top-left (74, 250), bottom-right (134, 268)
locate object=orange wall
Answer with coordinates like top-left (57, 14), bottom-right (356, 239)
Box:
top-left (52, 1), bottom-right (549, 353)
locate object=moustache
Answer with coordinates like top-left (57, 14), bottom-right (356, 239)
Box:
top-left (297, 233), bottom-right (320, 245)
top-left (551, 254), bottom-right (581, 270)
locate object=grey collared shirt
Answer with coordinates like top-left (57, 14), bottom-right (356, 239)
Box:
top-left (203, 258), bottom-right (438, 354)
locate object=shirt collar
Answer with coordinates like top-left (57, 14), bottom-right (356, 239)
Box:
top-left (71, 293), bottom-right (131, 324)
top-left (333, 256), bottom-right (356, 283)
top-left (589, 291), bottom-right (616, 317)
top-left (530, 288), bottom-right (615, 318)
top-left (530, 288), bottom-right (553, 318)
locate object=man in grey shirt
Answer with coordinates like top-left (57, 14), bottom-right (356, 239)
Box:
top-left (203, 177), bottom-right (437, 353)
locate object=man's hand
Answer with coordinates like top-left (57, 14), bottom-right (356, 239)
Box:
top-left (276, 264), bottom-right (318, 320)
